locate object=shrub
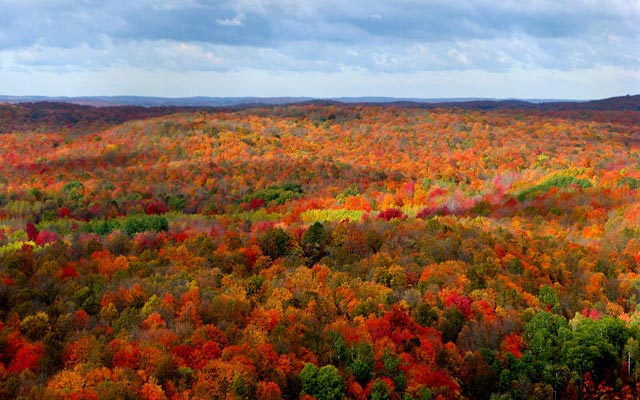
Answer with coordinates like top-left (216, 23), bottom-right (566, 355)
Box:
top-left (377, 208), bottom-right (405, 221)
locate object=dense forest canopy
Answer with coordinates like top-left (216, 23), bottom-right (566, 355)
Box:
top-left (1, 99), bottom-right (640, 399)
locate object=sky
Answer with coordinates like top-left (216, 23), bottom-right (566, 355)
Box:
top-left (0, 0), bottom-right (638, 99)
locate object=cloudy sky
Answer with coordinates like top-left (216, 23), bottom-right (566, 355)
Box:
top-left (0, 0), bottom-right (638, 99)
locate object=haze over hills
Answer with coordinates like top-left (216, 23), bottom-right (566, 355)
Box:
top-left (1, 94), bottom-right (638, 137)
top-left (0, 95), bottom-right (314, 108)
top-left (0, 94), bottom-right (638, 113)
top-left (2, 94), bottom-right (638, 110)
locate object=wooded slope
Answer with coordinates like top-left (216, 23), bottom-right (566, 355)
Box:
top-left (1, 102), bottom-right (640, 399)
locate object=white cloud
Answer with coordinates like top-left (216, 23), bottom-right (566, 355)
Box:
top-left (216, 15), bottom-right (244, 27)
top-left (0, 0), bottom-right (637, 97)
top-left (1, 29), bottom-right (637, 78)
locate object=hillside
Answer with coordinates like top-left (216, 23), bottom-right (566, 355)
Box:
top-left (0, 102), bottom-right (195, 135)
top-left (1, 94), bottom-right (638, 137)
top-left (1, 104), bottom-right (640, 399)
top-left (2, 93), bottom-right (638, 111)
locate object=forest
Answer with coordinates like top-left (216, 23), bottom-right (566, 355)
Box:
top-left (1, 98), bottom-right (640, 399)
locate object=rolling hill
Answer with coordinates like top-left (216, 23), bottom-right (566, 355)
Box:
top-left (0, 100), bottom-right (639, 399)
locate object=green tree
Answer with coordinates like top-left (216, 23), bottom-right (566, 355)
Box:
top-left (560, 315), bottom-right (629, 381)
top-left (62, 180), bottom-right (85, 202)
top-left (20, 312), bottom-right (51, 341)
top-left (349, 342), bottom-right (374, 387)
top-left (439, 306), bottom-right (466, 344)
top-left (122, 214), bottom-right (168, 235)
top-left (523, 311), bottom-right (568, 363)
top-left (299, 363), bottom-right (345, 400)
top-left (381, 350), bottom-right (406, 393)
top-left (412, 303), bottom-right (439, 327)
top-left (302, 222), bottom-right (327, 266)
top-left (330, 333), bottom-right (374, 387)
top-left (258, 227), bottom-right (291, 260)
top-left (537, 284), bottom-right (560, 313)
top-left (369, 378), bottom-right (392, 400)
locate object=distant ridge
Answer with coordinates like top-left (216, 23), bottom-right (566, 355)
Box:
top-left (0, 94), bottom-right (638, 111)
top-left (0, 95), bottom-right (579, 107)
top-left (538, 94), bottom-right (640, 111)
top-left (0, 95), bottom-right (314, 108)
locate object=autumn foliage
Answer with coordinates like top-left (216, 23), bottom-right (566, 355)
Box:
top-left (1, 100), bottom-right (640, 398)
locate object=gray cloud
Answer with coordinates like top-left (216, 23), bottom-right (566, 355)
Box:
top-left (0, 0), bottom-right (637, 97)
top-left (2, 1), bottom-right (637, 46)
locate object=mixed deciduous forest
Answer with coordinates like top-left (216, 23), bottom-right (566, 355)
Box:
top-left (1, 97), bottom-right (640, 399)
